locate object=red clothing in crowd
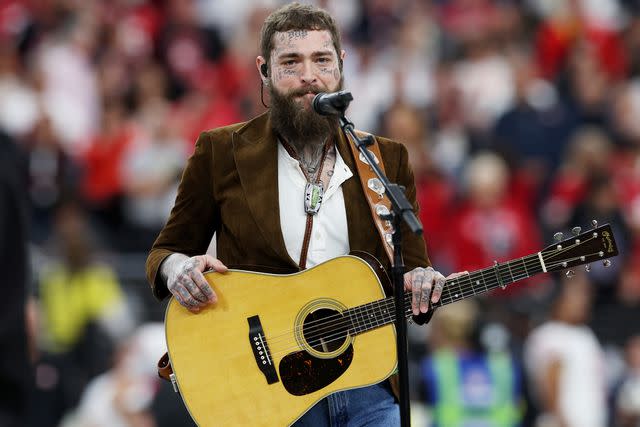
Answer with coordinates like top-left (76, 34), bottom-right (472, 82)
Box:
top-left (535, 20), bottom-right (628, 80)
top-left (80, 126), bottom-right (134, 204)
top-left (449, 197), bottom-right (543, 297)
top-left (415, 174), bottom-right (456, 267)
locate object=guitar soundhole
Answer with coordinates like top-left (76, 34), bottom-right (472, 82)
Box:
top-left (302, 309), bottom-right (349, 353)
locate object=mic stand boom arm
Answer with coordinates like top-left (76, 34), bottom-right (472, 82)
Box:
top-left (338, 114), bottom-right (422, 427)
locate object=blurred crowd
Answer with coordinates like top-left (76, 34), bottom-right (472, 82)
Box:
top-left (1, 0), bottom-right (640, 426)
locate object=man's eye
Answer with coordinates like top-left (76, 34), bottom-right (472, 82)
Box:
top-left (317, 57), bottom-right (330, 63)
top-left (284, 60), bottom-right (297, 66)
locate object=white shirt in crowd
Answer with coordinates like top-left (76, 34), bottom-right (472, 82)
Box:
top-left (524, 321), bottom-right (607, 427)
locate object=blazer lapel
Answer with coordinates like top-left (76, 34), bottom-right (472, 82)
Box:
top-left (232, 113), bottom-right (298, 269)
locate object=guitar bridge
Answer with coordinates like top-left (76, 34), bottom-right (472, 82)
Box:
top-left (248, 315), bottom-right (279, 385)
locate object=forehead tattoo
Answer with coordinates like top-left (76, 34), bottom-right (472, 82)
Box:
top-left (287, 29), bottom-right (308, 41)
top-left (270, 30), bottom-right (337, 68)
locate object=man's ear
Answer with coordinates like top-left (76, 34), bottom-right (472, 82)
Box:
top-left (256, 56), bottom-right (269, 82)
top-left (339, 49), bottom-right (346, 71)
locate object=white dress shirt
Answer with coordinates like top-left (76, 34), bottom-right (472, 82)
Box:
top-left (278, 141), bottom-right (353, 268)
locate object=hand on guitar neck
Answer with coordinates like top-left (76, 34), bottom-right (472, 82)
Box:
top-left (161, 253), bottom-right (228, 313)
top-left (162, 252), bottom-right (456, 316)
top-left (403, 267), bottom-right (468, 316)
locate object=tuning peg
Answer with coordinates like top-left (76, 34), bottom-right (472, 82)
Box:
top-left (565, 270), bottom-right (575, 278)
top-left (572, 226), bottom-right (582, 236)
top-left (603, 260), bottom-right (612, 268)
top-left (554, 232), bottom-right (564, 242)
top-left (592, 219), bottom-right (598, 228)
top-left (585, 264), bottom-right (591, 272)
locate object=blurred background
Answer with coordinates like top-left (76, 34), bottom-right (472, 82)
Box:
top-left (1, 0), bottom-right (639, 426)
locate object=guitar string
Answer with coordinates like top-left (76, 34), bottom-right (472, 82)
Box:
top-left (262, 253), bottom-right (534, 347)
top-left (261, 245), bottom-right (583, 349)
top-left (262, 254), bottom-right (598, 358)
top-left (263, 232), bottom-right (605, 348)
top-left (265, 256), bottom-right (591, 359)
top-left (275, 231), bottom-right (596, 339)
top-left (260, 243), bottom-right (600, 351)
top-left (264, 237), bottom-right (594, 352)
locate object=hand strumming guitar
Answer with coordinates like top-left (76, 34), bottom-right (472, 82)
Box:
top-left (161, 253), bottom-right (227, 313)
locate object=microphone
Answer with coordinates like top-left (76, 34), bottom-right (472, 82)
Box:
top-left (312, 90), bottom-right (353, 116)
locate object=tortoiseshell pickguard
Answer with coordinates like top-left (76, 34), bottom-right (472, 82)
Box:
top-left (279, 346), bottom-right (353, 396)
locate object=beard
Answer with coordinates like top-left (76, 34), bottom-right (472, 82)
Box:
top-left (269, 80), bottom-right (342, 148)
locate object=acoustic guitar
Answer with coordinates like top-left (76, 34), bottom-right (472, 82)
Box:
top-left (164, 223), bottom-right (618, 426)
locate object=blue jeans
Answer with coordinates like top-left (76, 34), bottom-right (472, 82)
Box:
top-left (292, 382), bottom-right (399, 427)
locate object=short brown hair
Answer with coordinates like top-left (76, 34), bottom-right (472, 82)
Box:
top-left (259, 2), bottom-right (342, 68)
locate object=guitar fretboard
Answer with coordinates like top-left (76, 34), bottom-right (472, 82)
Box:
top-left (343, 253), bottom-right (543, 335)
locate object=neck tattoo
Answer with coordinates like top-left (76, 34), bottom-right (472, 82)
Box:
top-left (280, 138), bottom-right (332, 215)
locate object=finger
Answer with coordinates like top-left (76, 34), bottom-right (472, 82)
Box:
top-left (412, 270), bottom-right (429, 315)
top-left (431, 273), bottom-right (446, 303)
top-left (199, 255), bottom-right (228, 273)
top-left (419, 275), bottom-right (433, 313)
top-left (191, 269), bottom-right (217, 303)
top-left (174, 285), bottom-right (202, 313)
top-left (180, 274), bottom-right (210, 303)
top-left (446, 271), bottom-right (468, 280)
top-left (403, 273), bottom-right (413, 293)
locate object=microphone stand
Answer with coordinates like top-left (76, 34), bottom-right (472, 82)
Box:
top-left (335, 104), bottom-right (423, 427)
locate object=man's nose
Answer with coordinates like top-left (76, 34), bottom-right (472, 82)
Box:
top-left (300, 60), bottom-right (317, 85)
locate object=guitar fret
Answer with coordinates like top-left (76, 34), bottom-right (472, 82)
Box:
top-left (365, 303), bottom-right (377, 329)
top-left (461, 272), bottom-right (476, 298)
top-left (514, 258), bottom-right (528, 280)
top-left (351, 308), bottom-right (362, 334)
top-left (361, 304), bottom-right (370, 333)
top-left (521, 257), bottom-right (530, 278)
top-left (441, 285), bottom-right (453, 305)
top-left (346, 309), bottom-right (358, 334)
top-left (507, 262), bottom-right (516, 282)
top-left (479, 269), bottom-right (489, 293)
top-left (453, 277), bottom-right (463, 300)
top-left (358, 305), bottom-right (368, 333)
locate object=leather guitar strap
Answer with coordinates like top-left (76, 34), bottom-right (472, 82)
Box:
top-left (345, 130), bottom-right (394, 264)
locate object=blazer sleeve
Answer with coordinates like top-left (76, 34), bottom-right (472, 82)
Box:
top-left (384, 139), bottom-right (434, 325)
top-left (390, 140), bottom-right (430, 271)
top-left (145, 132), bottom-right (220, 300)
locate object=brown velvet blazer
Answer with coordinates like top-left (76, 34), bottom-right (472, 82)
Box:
top-left (145, 111), bottom-right (430, 300)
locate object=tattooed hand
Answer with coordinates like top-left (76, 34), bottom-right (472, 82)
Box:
top-left (403, 267), bottom-right (468, 315)
top-left (162, 254), bottom-right (228, 313)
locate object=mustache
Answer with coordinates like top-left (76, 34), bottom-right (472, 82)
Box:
top-left (286, 86), bottom-right (323, 97)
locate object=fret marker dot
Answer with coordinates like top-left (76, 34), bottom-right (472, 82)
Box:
top-left (455, 294), bottom-right (459, 298)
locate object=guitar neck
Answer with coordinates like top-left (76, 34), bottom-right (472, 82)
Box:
top-left (344, 253), bottom-right (544, 336)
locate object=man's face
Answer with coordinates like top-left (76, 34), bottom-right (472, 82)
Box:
top-left (267, 29), bottom-right (343, 109)
top-left (260, 29), bottom-right (343, 143)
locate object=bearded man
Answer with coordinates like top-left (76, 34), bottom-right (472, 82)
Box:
top-left (146, 3), bottom-right (451, 426)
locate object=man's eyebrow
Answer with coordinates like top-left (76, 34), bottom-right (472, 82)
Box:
top-left (276, 52), bottom-right (301, 60)
top-left (311, 50), bottom-right (335, 57)
top-left (275, 50), bottom-right (335, 60)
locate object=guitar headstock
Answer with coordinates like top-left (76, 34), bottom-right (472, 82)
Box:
top-left (541, 222), bottom-right (619, 274)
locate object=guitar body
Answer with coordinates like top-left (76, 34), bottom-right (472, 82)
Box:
top-left (164, 255), bottom-right (397, 426)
